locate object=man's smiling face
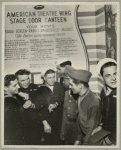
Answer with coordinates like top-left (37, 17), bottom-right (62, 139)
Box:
top-left (103, 65), bottom-right (117, 89)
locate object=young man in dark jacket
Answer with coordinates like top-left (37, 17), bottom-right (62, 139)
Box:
top-left (93, 58), bottom-right (117, 145)
top-left (4, 74), bottom-right (25, 145)
top-left (15, 69), bottom-right (51, 145)
top-left (42, 69), bottom-right (65, 145)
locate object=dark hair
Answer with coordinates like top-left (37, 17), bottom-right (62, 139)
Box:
top-left (100, 62), bottom-right (116, 76)
top-left (15, 69), bottom-right (30, 78)
top-left (4, 74), bottom-right (16, 87)
top-left (44, 69), bottom-right (55, 76)
top-left (60, 61), bottom-right (72, 68)
top-left (72, 78), bottom-right (89, 88)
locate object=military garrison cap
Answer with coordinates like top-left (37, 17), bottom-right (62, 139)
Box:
top-left (65, 65), bottom-right (92, 83)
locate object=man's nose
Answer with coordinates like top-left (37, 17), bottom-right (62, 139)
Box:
top-left (111, 74), bottom-right (116, 80)
top-left (25, 80), bottom-right (28, 84)
top-left (16, 84), bottom-right (20, 89)
top-left (69, 85), bottom-right (71, 88)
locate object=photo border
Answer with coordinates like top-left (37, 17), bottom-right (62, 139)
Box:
top-left (1, 0), bottom-right (121, 149)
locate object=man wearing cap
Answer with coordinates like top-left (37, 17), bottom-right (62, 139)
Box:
top-left (60, 73), bottom-right (79, 145)
top-left (56, 59), bottom-right (72, 84)
top-left (92, 58), bottom-right (117, 145)
top-left (4, 74), bottom-right (25, 145)
top-left (41, 69), bottom-right (65, 145)
top-left (65, 66), bottom-right (101, 145)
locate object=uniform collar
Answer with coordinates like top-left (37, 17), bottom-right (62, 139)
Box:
top-left (104, 86), bottom-right (112, 96)
top-left (43, 84), bottom-right (54, 92)
top-left (79, 88), bottom-right (90, 99)
top-left (4, 93), bottom-right (16, 99)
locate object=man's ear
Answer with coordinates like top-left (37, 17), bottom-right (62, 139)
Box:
top-left (43, 76), bottom-right (46, 81)
top-left (4, 86), bottom-right (8, 92)
top-left (78, 83), bottom-right (82, 89)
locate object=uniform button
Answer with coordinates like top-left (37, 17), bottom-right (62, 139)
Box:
top-left (69, 100), bottom-right (71, 102)
top-left (68, 107), bottom-right (70, 109)
top-left (41, 105), bottom-right (43, 107)
top-left (39, 114), bottom-right (41, 116)
top-left (67, 115), bottom-right (70, 117)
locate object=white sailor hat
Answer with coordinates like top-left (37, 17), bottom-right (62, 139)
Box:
top-left (55, 58), bottom-right (69, 68)
top-left (97, 58), bottom-right (117, 75)
top-left (41, 68), bottom-right (56, 77)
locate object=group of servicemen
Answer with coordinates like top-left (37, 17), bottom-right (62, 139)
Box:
top-left (4, 58), bottom-right (117, 146)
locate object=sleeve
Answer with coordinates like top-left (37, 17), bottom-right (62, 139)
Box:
top-left (4, 101), bottom-right (9, 113)
top-left (82, 105), bottom-right (101, 145)
top-left (39, 102), bottom-right (50, 122)
top-left (105, 132), bottom-right (116, 145)
top-left (52, 83), bottom-right (65, 107)
top-left (100, 89), bottom-right (105, 123)
top-left (60, 100), bottom-right (67, 135)
top-left (77, 123), bottom-right (84, 142)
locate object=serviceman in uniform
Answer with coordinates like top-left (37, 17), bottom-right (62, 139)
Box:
top-left (92, 58), bottom-right (117, 145)
top-left (60, 73), bottom-right (79, 145)
top-left (41, 69), bottom-right (65, 145)
top-left (15, 69), bottom-right (51, 145)
top-left (4, 74), bottom-right (25, 145)
top-left (56, 59), bottom-right (72, 84)
top-left (65, 66), bottom-right (101, 145)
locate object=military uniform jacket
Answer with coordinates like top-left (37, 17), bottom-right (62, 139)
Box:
top-left (4, 96), bottom-right (25, 145)
top-left (18, 83), bottom-right (49, 122)
top-left (41, 82), bottom-right (65, 127)
top-left (101, 88), bottom-right (116, 144)
top-left (61, 89), bottom-right (78, 143)
top-left (77, 89), bottom-right (101, 145)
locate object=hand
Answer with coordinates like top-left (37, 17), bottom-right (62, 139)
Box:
top-left (48, 104), bottom-right (57, 112)
top-left (60, 133), bottom-right (65, 141)
top-left (91, 126), bottom-right (102, 135)
top-left (23, 100), bottom-right (32, 109)
top-left (18, 92), bottom-right (29, 100)
top-left (74, 140), bottom-right (81, 145)
top-left (43, 120), bottom-right (51, 134)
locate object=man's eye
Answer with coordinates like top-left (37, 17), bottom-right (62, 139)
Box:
top-left (105, 75), bottom-right (110, 77)
top-left (114, 72), bottom-right (117, 75)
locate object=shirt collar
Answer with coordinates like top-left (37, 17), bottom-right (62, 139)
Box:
top-left (4, 93), bottom-right (16, 99)
top-left (79, 88), bottom-right (90, 100)
top-left (104, 85), bottom-right (112, 96)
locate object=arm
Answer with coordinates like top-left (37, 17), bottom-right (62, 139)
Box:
top-left (60, 101), bottom-right (67, 140)
top-left (82, 106), bottom-right (101, 145)
top-left (74, 122), bottom-right (84, 145)
top-left (104, 132), bottom-right (116, 145)
top-left (52, 83), bottom-right (65, 107)
top-left (48, 83), bottom-right (65, 112)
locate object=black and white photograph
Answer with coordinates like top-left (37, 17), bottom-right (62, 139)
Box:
top-left (1, 2), bottom-right (120, 148)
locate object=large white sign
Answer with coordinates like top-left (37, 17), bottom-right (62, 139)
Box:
top-left (5, 4), bottom-right (88, 75)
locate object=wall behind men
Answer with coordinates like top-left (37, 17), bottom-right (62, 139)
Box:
top-left (77, 5), bottom-right (106, 97)
top-left (77, 4), bottom-right (117, 97)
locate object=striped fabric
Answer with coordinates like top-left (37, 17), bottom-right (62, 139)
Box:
top-left (77, 5), bottom-right (106, 97)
